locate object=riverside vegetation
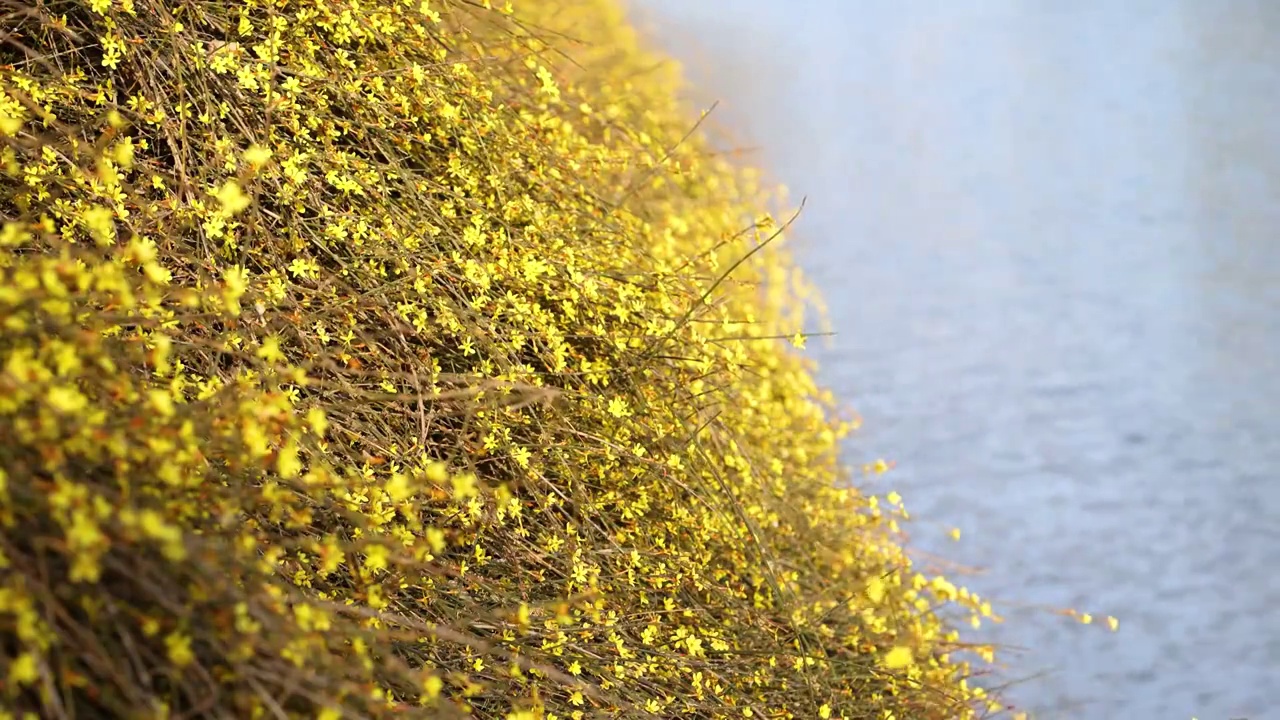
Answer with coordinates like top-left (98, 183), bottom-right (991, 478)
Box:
top-left (0, 0), bottom-right (1109, 717)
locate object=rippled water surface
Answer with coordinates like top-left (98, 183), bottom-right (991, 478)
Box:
top-left (634, 2), bottom-right (1280, 718)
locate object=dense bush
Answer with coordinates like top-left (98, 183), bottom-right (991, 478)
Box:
top-left (0, 0), bottom-right (1007, 717)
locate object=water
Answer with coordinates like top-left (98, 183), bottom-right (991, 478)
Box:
top-left (632, 2), bottom-right (1280, 718)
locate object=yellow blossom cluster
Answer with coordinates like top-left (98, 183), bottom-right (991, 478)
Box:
top-left (0, 0), bottom-right (1051, 718)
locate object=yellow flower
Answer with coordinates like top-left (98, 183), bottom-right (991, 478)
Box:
top-left (865, 577), bottom-right (885, 604)
top-left (425, 461), bottom-right (448, 483)
top-left (165, 632), bottom-right (195, 667)
top-left (46, 385), bottom-right (88, 414)
top-left (0, 222), bottom-right (30, 246)
top-left (306, 407), bottom-right (329, 437)
top-left (607, 397), bottom-right (630, 418)
top-left (511, 445), bottom-right (532, 468)
top-left (147, 389), bottom-right (174, 417)
top-left (276, 439), bottom-right (302, 479)
top-left (214, 179), bottom-right (251, 215)
top-left (243, 144), bottom-right (273, 169)
top-left (422, 674), bottom-right (443, 699)
top-left (81, 205), bottom-right (116, 245)
top-left (418, 0), bottom-right (441, 23)
top-left (8, 653), bottom-right (38, 685)
top-left (0, 114), bottom-right (22, 136)
top-left (451, 472), bottom-right (478, 499)
top-left (883, 646), bottom-right (913, 669)
top-left (256, 335), bottom-right (285, 364)
top-left (426, 528), bottom-right (446, 554)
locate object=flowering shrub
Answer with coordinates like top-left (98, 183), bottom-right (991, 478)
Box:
top-left (1, 0), bottom-right (1017, 717)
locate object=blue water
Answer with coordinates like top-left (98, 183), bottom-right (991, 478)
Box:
top-left (634, 2), bottom-right (1280, 718)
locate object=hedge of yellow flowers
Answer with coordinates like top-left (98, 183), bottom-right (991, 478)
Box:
top-left (0, 0), bottom-right (1006, 717)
